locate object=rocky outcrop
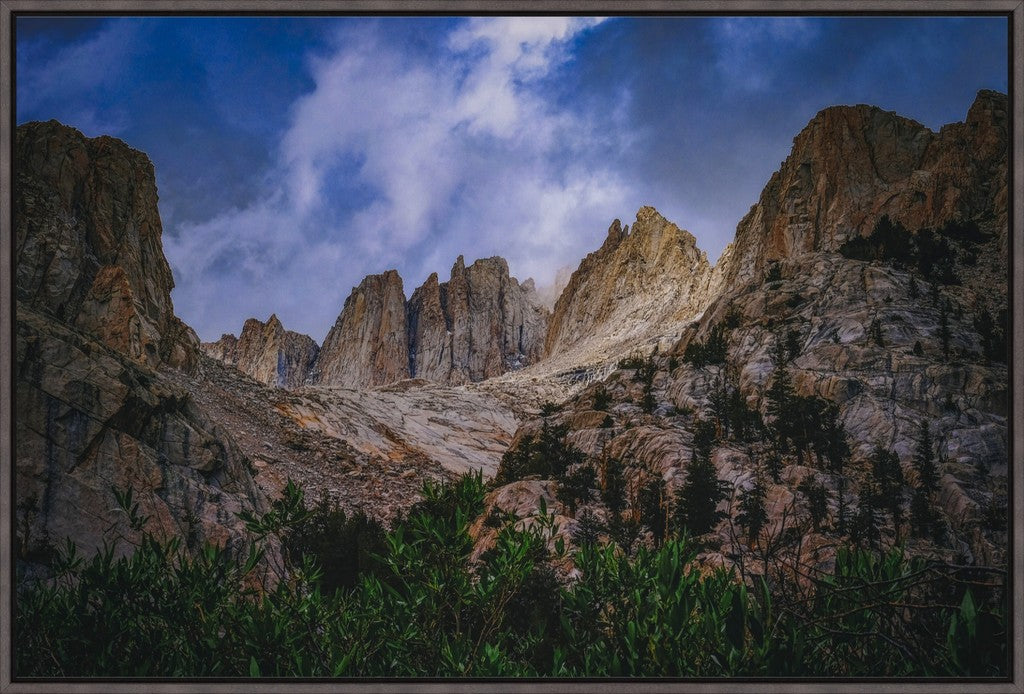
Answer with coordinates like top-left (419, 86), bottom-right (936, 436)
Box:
top-left (312, 270), bottom-right (410, 388)
top-left (15, 120), bottom-right (199, 372)
top-left (543, 207), bottom-right (715, 367)
top-left (718, 90), bottom-right (1008, 291)
top-left (201, 315), bottom-right (318, 388)
top-left (316, 257), bottom-right (549, 388)
top-left (415, 256), bottom-right (548, 384)
top-left (406, 272), bottom-right (453, 382)
top-left (14, 121), bottom-right (267, 564)
top-left (16, 307), bottom-right (267, 560)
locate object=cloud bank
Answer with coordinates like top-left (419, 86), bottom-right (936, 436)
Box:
top-left (164, 17), bottom-right (634, 341)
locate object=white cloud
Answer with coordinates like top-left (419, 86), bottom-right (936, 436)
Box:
top-left (166, 17), bottom-right (637, 341)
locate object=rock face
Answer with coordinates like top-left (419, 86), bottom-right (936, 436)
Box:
top-left (201, 315), bottom-right (318, 388)
top-left (718, 90), bottom-right (1008, 291)
top-left (315, 257), bottom-right (549, 388)
top-left (15, 120), bottom-right (200, 372)
top-left (312, 270), bottom-right (411, 388)
top-left (410, 256), bottom-right (549, 384)
top-left (14, 121), bottom-right (267, 564)
top-left (543, 207), bottom-right (715, 368)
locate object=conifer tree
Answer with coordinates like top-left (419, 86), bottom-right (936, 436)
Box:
top-left (766, 335), bottom-right (795, 452)
top-left (600, 457), bottom-right (627, 517)
top-left (850, 489), bottom-right (881, 550)
top-left (736, 478), bottom-right (768, 543)
top-left (869, 446), bottom-right (906, 541)
top-left (556, 465), bottom-right (596, 518)
top-left (797, 477), bottom-right (829, 532)
top-left (939, 301), bottom-right (951, 360)
top-left (910, 422), bottom-right (941, 540)
top-left (673, 451), bottom-right (727, 538)
top-left (638, 476), bottom-right (668, 546)
top-left (572, 506), bottom-right (604, 547)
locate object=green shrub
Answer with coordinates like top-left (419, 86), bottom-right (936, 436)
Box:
top-left (15, 475), bottom-right (1008, 678)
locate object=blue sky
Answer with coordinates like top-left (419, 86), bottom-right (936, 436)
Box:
top-left (16, 15), bottom-right (1008, 342)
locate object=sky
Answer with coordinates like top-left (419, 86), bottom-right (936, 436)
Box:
top-left (15, 15), bottom-right (1009, 342)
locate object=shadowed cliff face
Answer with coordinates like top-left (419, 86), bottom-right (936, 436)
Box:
top-left (15, 120), bottom-right (199, 372)
top-left (14, 121), bottom-right (268, 564)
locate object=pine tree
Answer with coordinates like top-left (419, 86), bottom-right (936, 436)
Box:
top-left (736, 478), bottom-right (768, 544)
top-left (673, 451), bottom-right (726, 538)
top-left (600, 457), bottom-right (627, 517)
top-left (572, 506), bottom-right (604, 547)
top-left (910, 423), bottom-right (940, 540)
top-left (797, 477), bottom-right (829, 532)
top-left (556, 465), bottom-right (596, 518)
top-left (766, 336), bottom-right (795, 452)
top-left (850, 489), bottom-right (881, 550)
top-left (939, 301), bottom-right (951, 360)
top-left (870, 446), bottom-right (906, 541)
top-left (764, 449), bottom-right (782, 484)
top-left (637, 476), bottom-right (668, 546)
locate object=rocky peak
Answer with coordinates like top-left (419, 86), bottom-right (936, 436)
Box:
top-left (717, 90), bottom-right (1008, 291)
top-left (312, 270), bottom-right (411, 388)
top-left (544, 207), bottom-right (714, 361)
top-left (202, 314), bottom-right (319, 388)
top-left (409, 256), bottom-right (549, 384)
top-left (15, 120), bottom-right (199, 370)
top-left (407, 272), bottom-right (451, 382)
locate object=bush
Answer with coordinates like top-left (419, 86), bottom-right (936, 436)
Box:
top-left (15, 476), bottom-right (1008, 678)
top-left (284, 497), bottom-right (386, 594)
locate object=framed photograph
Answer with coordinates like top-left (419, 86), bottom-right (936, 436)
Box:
top-left (2, 2), bottom-right (1021, 692)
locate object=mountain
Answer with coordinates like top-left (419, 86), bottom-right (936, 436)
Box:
top-left (310, 256), bottom-right (549, 388)
top-left (12, 90), bottom-right (1009, 588)
top-left (14, 121), bottom-right (267, 564)
top-left (717, 89), bottom-right (1007, 292)
top-left (201, 314), bottom-right (318, 388)
top-left (311, 270), bottom-right (411, 388)
top-left (538, 206), bottom-right (719, 374)
top-left (409, 255), bottom-right (549, 385)
top-left (482, 90), bottom-right (1009, 571)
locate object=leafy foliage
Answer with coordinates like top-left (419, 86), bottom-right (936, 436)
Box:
top-left (16, 475), bottom-right (1007, 678)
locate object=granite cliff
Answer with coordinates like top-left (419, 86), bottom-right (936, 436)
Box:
top-left (14, 121), bottom-right (267, 564)
top-left (202, 314), bottom-right (318, 388)
top-left (308, 256), bottom-right (549, 388)
top-left (540, 207), bottom-right (718, 373)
